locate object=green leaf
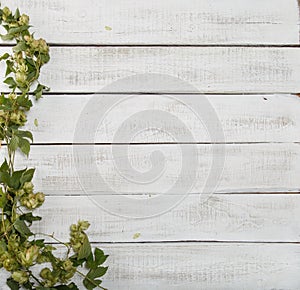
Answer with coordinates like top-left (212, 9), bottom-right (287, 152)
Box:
top-left (16, 94), bottom-right (32, 109)
top-left (26, 69), bottom-right (37, 81)
top-left (10, 135), bottom-right (19, 151)
top-left (20, 168), bottom-right (35, 185)
top-left (16, 130), bottom-right (33, 142)
top-left (33, 84), bottom-right (50, 100)
top-left (0, 159), bottom-right (9, 172)
top-left (54, 283), bottom-right (79, 290)
top-left (0, 94), bottom-right (13, 110)
top-left (0, 160), bottom-right (10, 185)
top-left (31, 239), bottom-right (45, 247)
top-left (2, 25), bottom-right (10, 32)
top-left (86, 252), bottom-right (94, 269)
top-left (8, 25), bottom-right (30, 35)
top-left (87, 248), bottom-right (108, 269)
top-left (78, 233), bottom-right (92, 260)
top-left (0, 53), bottom-right (9, 61)
top-left (83, 267), bottom-right (108, 290)
top-left (4, 77), bottom-right (17, 89)
top-left (19, 137), bottom-right (30, 156)
top-left (69, 254), bottom-right (86, 267)
top-left (13, 41), bottom-right (27, 53)
top-left (14, 8), bottom-right (20, 20)
top-left (20, 212), bottom-right (42, 226)
top-left (10, 168), bottom-right (27, 189)
top-left (0, 187), bottom-right (7, 208)
top-left (1, 33), bottom-right (14, 41)
top-left (40, 53), bottom-right (50, 64)
top-left (22, 281), bottom-right (34, 289)
top-left (7, 277), bottom-right (20, 290)
top-left (83, 279), bottom-right (101, 290)
top-left (14, 218), bottom-right (33, 237)
top-left (25, 58), bottom-right (35, 67)
top-left (94, 248), bottom-right (108, 266)
top-left (6, 60), bottom-right (15, 76)
top-left (0, 171), bottom-right (10, 186)
top-left (91, 266), bottom-right (108, 278)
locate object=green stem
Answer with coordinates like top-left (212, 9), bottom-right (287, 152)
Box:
top-left (35, 232), bottom-right (71, 250)
top-left (29, 271), bottom-right (43, 286)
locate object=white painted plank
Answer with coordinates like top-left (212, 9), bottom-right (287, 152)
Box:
top-left (32, 194), bottom-right (300, 242)
top-left (1, 0), bottom-right (299, 45)
top-left (26, 94), bottom-right (300, 143)
top-left (6, 143), bottom-right (300, 194)
top-left (0, 243), bottom-right (299, 289)
top-left (0, 47), bottom-right (297, 93)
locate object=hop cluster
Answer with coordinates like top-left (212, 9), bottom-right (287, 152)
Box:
top-left (70, 220), bottom-right (90, 253)
top-left (23, 35), bottom-right (49, 55)
top-left (2, 7), bottom-right (29, 27)
top-left (1, 7), bottom-right (12, 22)
top-left (12, 270), bottom-right (29, 284)
top-left (14, 60), bottom-right (28, 87)
top-left (18, 245), bottom-right (39, 268)
top-left (0, 93), bottom-right (28, 129)
top-left (40, 258), bottom-right (76, 287)
top-left (0, 6), bottom-right (108, 289)
top-left (17, 182), bottom-right (45, 209)
top-left (10, 110), bottom-right (27, 126)
top-left (0, 6), bottom-right (50, 93)
top-left (0, 234), bottom-right (41, 284)
top-left (18, 14), bottom-right (29, 26)
top-left (0, 250), bottom-right (19, 272)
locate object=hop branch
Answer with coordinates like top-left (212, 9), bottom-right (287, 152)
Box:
top-left (0, 6), bottom-right (108, 290)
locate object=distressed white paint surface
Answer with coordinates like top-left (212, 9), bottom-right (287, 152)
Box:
top-left (26, 94), bottom-right (300, 143)
top-left (1, 47), bottom-right (300, 93)
top-left (1, 0), bottom-right (299, 45)
top-left (0, 243), bottom-right (300, 290)
top-left (0, 1), bottom-right (299, 289)
top-left (32, 194), bottom-right (300, 242)
top-left (35, 47), bottom-right (300, 93)
top-left (5, 143), bottom-right (300, 194)
top-left (69, 243), bottom-right (300, 290)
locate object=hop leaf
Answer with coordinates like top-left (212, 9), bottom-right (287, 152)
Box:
top-left (83, 267), bottom-right (108, 290)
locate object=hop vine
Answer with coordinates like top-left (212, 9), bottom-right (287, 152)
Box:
top-left (0, 6), bottom-right (108, 290)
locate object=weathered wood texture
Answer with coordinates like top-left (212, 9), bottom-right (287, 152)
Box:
top-left (20, 47), bottom-right (300, 93)
top-left (1, 0), bottom-right (299, 45)
top-left (0, 1), bottom-right (299, 289)
top-left (2, 47), bottom-right (300, 93)
top-left (26, 94), bottom-right (300, 143)
top-left (6, 143), bottom-right (300, 194)
top-left (1, 243), bottom-right (300, 290)
top-left (32, 194), bottom-right (300, 242)
top-left (36, 46), bottom-right (300, 93)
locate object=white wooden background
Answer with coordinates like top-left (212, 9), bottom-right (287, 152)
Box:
top-left (1, 0), bottom-right (300, 289)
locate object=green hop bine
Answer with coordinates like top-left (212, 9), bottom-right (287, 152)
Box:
top-left (0, 6), bottom-right (108, 290)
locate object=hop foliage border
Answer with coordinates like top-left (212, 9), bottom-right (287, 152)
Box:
top-left (0, 6), bottom-right (108, 290)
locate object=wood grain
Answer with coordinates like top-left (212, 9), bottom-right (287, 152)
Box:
top-left (0, 243), bottom-right (300, 289)
top-left (0, 2), bottom-right (298, 289)
top-left (4, 143), bottom-right (300, 195)
top-left (8, 47), bottom-right (300, 93)
top-left (1, 0), bottom-right (299, 45)
top-left (32, 194), bottom-right (300, 242)
top-left (25, 94), bottom-right (300, 143)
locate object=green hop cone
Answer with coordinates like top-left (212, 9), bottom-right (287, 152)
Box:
top-left (18, 14), bottom-right (29, 25)
top-left (12, 270), bottom-right (29, 284)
